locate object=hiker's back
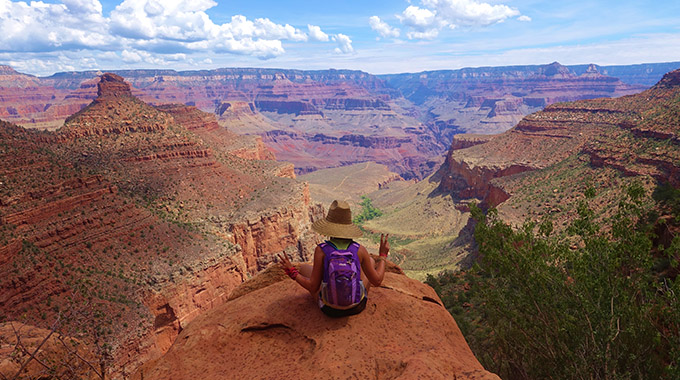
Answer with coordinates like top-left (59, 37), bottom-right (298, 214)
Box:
top-left (320, 241), bottom-right (364, 308)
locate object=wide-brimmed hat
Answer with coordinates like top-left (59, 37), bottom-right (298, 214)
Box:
top-left (311, 200), bottom-right (363, 239)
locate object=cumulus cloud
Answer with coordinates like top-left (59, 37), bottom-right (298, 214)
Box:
top-left (399, 6), bottom-right (438, 29)
top-left (369, 16), bottom-right (400, 38)
top-left (0, 0), bottom-right (111, 52)
top-left (396, 0), bottom-right (524, 40)
top-left (121, 49), bottom-right (143, 63)
top-left (332, 34), bottom-right (354, 54)
top-left (307, 24), bottom-right (329, 42)
top-left (407, 29), bottom-right (440, 40)
top-left (0, 0), bottom-right (347, 67)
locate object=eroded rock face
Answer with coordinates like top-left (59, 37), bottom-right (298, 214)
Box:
top-left (653, 68), bottom-right (680, 89)
top-left (0, 74), bottom-right (325, 377)
top-left (134, 266), bottom-right (500, 380)
top-left (383, 62), bottom-right (650, 136)
top-left (2, 63), bottom-right (667, 179)
top-left (437, 68), bottom-right (680, 208)
top-left (97, 73), bottom-right (132, 98)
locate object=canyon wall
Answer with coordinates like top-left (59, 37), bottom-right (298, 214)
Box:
top-left (0, 74), bottom-right (325, 377)
top-left (436, 69), bottom-right (680, 218)
top-left (2, 62), bottom-right (676, 180)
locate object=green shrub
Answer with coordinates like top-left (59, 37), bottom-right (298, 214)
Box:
top-left (353, 195), bottom-right (383, 224)
top-left (428, 184), bottom-right (680, 379)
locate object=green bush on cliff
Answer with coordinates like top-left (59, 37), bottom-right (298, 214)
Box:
top-left (353, 195), bottom-right (383, 224)
top-left (427, 183), bottom-right (680, 379)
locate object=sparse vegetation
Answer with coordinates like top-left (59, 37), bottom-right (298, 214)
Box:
top-left (427, 184), bottom-right (680, 379)
top-left (353, 195), bottom-right (383, 224)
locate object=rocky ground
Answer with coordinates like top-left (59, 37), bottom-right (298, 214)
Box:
top-left (133, 263), bottom-right (500, 380)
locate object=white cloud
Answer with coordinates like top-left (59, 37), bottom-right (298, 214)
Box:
top-left (308, 24), bottom-right (329, 42)
top-left (423, 0), bottom-right (520, 26)
top-left (62, 0), bottom-right (103, 15)
top-left (121, 49), bottom-right (143, 63)
top-left (110, 0), bottom-right (219, 41)
top-left (0, 0), bottom-right (112, 52)
top-left (407, 29), bottom-right (440, 40)
top-left (221, 15), bottom-right (307, 42)
top-left (332, 34), bottom-right (354, 54)
top-left (397, 0), bottom-right (524, 40)
top-left (1, 52), bottom-right (100, 74)
top-left (399, 6), bottom-right (438, 29)
top-left (0, 0), bottom-right (342, 64)
top-left (369, 16), bottom-right (400, 38)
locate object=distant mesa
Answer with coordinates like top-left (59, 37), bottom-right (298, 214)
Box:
top-left (542, 61), bottom-right (572, 77)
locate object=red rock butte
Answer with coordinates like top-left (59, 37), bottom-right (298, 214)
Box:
top-left (97, 72), bottom-right (132, 98)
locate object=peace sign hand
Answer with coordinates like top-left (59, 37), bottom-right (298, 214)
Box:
top-left (277, 252), bottom-right (294, 271)
top-left (379, 233), bottom-right (390, 257)
top-left (277, 252), bottom-right (299, 279)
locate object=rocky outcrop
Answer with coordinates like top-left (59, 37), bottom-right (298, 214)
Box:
top-left (227, 186), bottom-right (323, 274)
top-left (263, 129), bottom-right (440, 179)
top-left (61, 74), bottom-right (172, 137)
top-left (97, 73), bottom-right (132, 98)
top-left (0, 74), bottom-right (326, 378)
top-left (436, 68), bottom-right (680, 213)
top-left (449, 134), bottom-right (494, 151)
top-left (652, 68), bottom-right (680, 89)
top-left (155, 103), bottom-right (219, 131)
top-left (156, 103), bottom-right (279, 164)
top-left (134, 265), bottom-right (500, 380)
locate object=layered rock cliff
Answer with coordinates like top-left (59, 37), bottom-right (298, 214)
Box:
top-left (382, 62), bottom-right (651, 136)
top-left (0, 73), bottom-right (324, 377)
top-left (437, 69), bottom-right (680, 220)
top-left (3, 62), bottom-right (673, 180)
top-left (134, 265), bottom-right (500, 380)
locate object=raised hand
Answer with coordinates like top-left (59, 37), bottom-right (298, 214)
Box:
top-left (277, 252), bottom-right (293, 270)
top-left (379, 233), bottom-right (390, 257)
top-left (277, 252), bottom-right (299, 279)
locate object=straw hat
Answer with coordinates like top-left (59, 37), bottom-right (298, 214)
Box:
top-left (311, 200), bottom-right (363, 239)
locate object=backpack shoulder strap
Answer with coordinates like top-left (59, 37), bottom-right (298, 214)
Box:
top-left (319, 241), bottom-right (336, 255)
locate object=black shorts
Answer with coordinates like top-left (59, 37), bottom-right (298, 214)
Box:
top-left (320, 297), bottom-right (367, 318)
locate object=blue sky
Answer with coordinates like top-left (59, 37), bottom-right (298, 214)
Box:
top-left (1, 0), bottom-right (679, 76)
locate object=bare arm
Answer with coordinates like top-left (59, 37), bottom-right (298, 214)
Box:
top-left (278, 247), bottom-right (324, 293)
top-left (360, 234), bottom-right (389, 287)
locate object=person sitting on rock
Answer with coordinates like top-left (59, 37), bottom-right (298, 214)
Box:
top-left (278, 200), bottom-right (388, 317)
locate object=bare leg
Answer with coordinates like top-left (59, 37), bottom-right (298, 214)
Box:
top-left (361, 257), bottom-right (377, 293)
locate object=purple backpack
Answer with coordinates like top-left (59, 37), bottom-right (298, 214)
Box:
top-left (320, 241), bottom-right (364, 308)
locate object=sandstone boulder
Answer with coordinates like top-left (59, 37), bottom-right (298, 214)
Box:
top-left (134, 265), bottom-right (499, 380)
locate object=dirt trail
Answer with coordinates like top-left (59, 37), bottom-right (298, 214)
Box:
top-left (333, 162), bottom-right (371, 191)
